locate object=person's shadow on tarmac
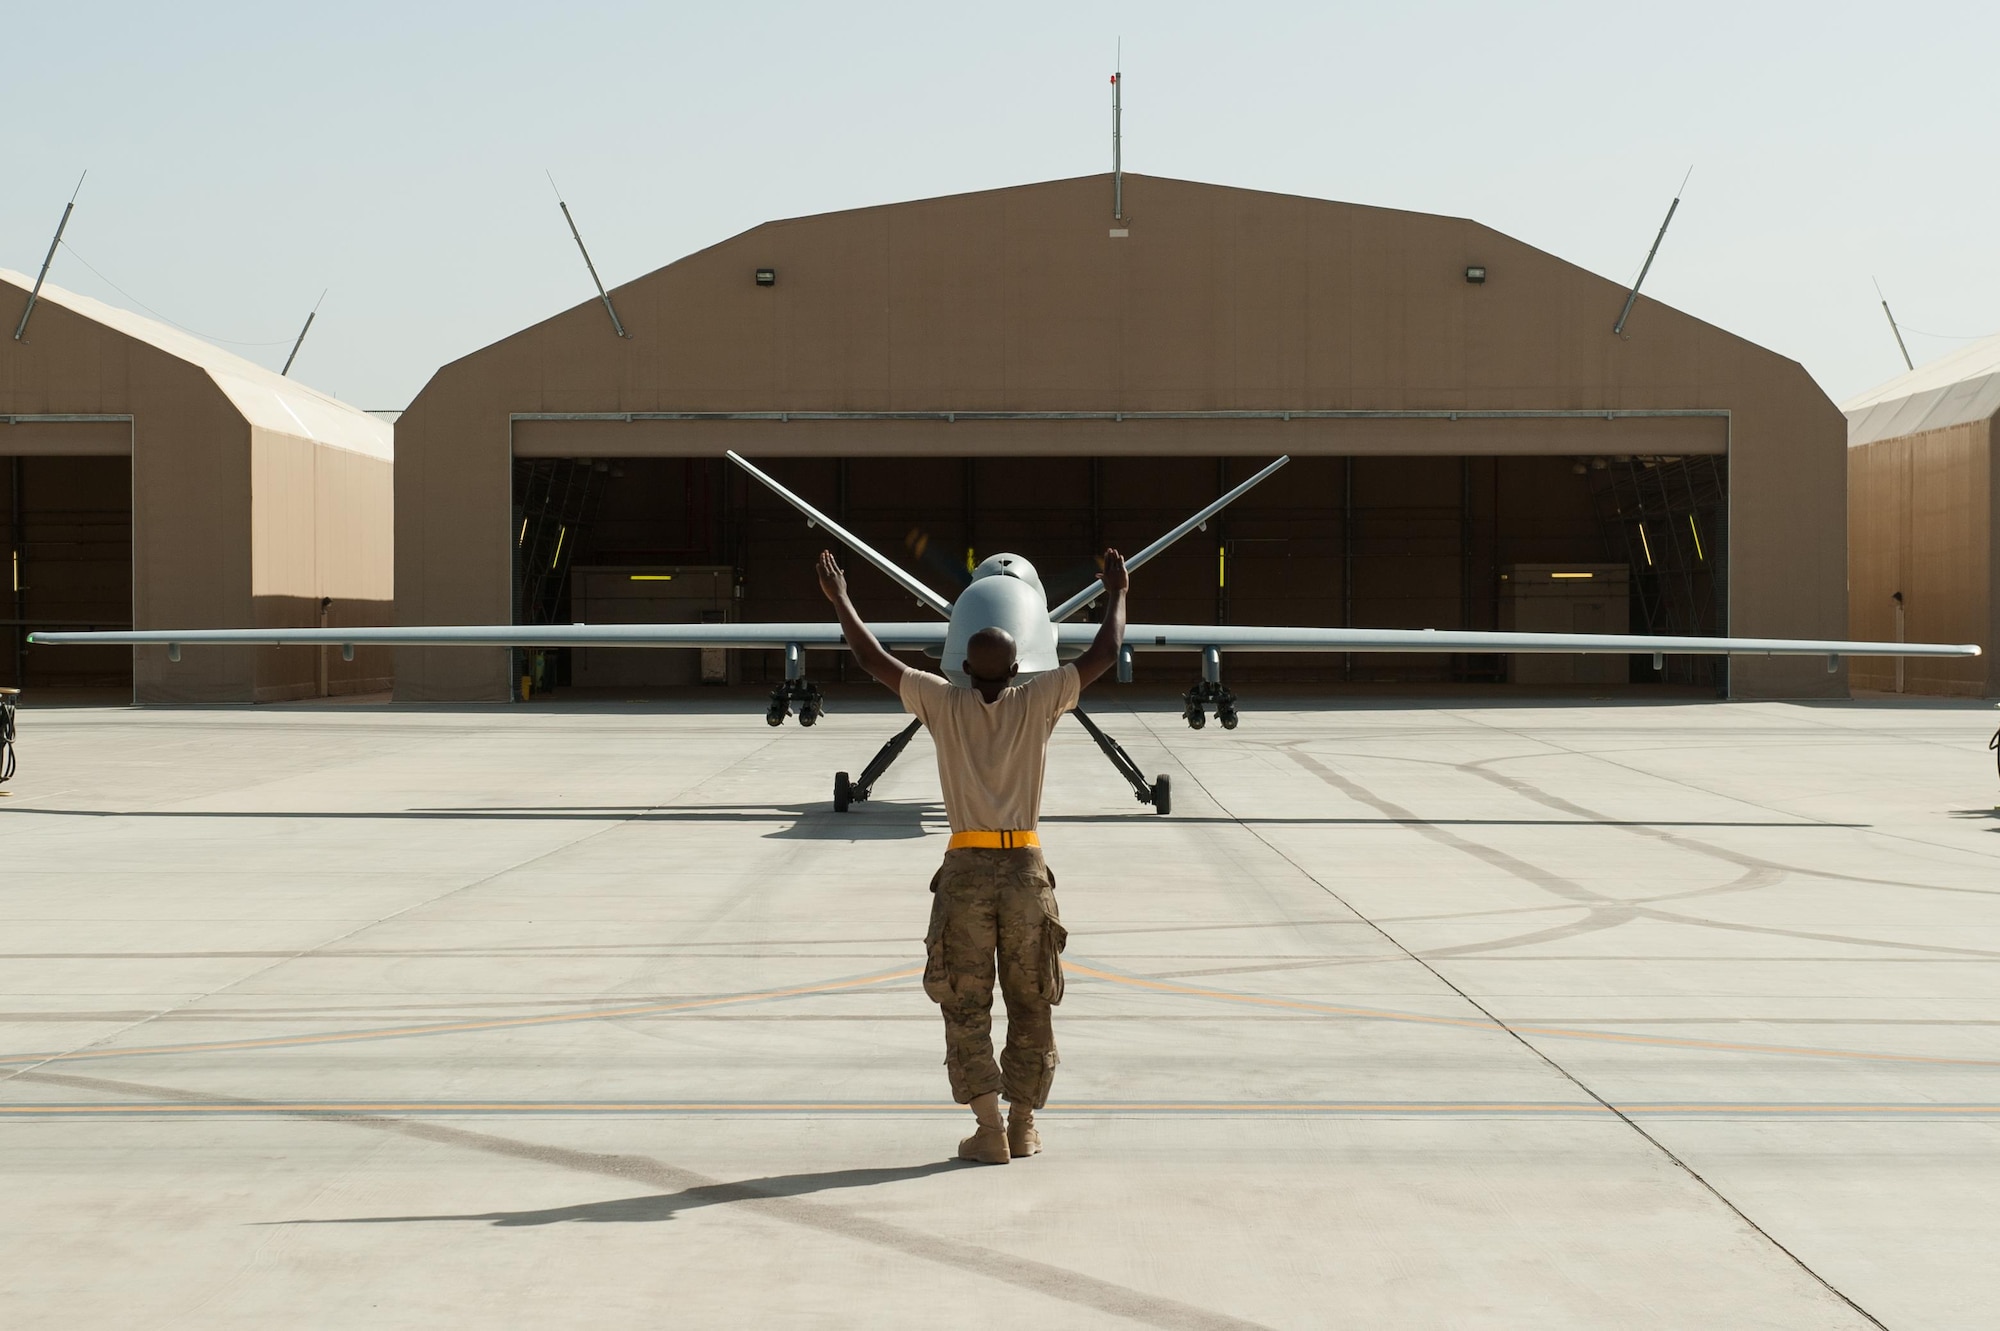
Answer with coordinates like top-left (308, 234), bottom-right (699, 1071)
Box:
top-left (273, 1160), bottom-right (971, 1227)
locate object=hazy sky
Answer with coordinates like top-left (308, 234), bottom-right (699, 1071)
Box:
top-left (9, 1), bottom-right (1996, 410)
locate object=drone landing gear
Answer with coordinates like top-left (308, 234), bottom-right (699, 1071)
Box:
top-left (1182, 645), bottom-right (1237, 730)
top-left (1072, 706), bottom-right (1171, 815)
top-left (833, 717), bottom-right (924, 811)
top-left (1182, 681), bottom-right (1237, 730)
top-left (766, 642), bottom-right (824, 726)
top-left (766, 678), bottom-right (825, 726)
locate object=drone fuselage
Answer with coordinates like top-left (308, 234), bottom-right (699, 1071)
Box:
top-left (939, 554), bottom-right (1060, 686)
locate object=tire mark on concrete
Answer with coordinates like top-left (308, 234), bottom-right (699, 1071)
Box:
top-left (1285, 747), bottom-right (2000, 960)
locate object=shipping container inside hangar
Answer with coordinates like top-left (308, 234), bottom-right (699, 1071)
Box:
top-left (394, 174), bottom-right (1846, 703)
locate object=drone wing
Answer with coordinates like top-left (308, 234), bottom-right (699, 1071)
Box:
top-left (726, 451), bottom-right (955, 619)
top-left (29, 622), bottom-right (951, 654)
top-left (1054, 623), bottom-right (1980, 662)
top-left (1048, 456), bottom-right (1290, 622)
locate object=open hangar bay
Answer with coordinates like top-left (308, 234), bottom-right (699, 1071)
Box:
top-left (2, 696), bottom-right (1997, 1328)
top-left (394, 173), bottom-right (1839, 705)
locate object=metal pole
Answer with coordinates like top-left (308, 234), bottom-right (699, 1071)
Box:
top-left (1343, 456), bottom-right (1354, 682)
top-left (13, 172), bottom-right (86, 343)
top-left (1874, 279), bottom-right (1914, 372)
top-left (548, 173), bottom-right (631, 339)
top-left (10, 457), bottom-right (22, 687)
top-left (1893, 591), bottom-right (1906, 694)
top-left (1612, 167), bottom-right (1691, 336)
top-left (281, 289), bottom-right (326, 376)
top-left (1111, 66), bottom-right (1123, 221)
top-left (1215, 459), bottom-right (1228, 625)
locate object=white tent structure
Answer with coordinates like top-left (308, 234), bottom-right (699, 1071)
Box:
top-left (1845, 332), bottom-right (2000, 447)
top-left (2, 272), bottom-right (393, 702)
top-left (1844, 333), bottom-right (2000, 696)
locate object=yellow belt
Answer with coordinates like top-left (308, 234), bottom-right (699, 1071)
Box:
top-left (948, 830), bottom-right (1040, 850)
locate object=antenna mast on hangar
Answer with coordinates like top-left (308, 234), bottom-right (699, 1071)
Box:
top-left (1612, 165), bottom-right (1693, 337)
top-left (1873, 278), bottom-right (1915, 372)
top-left (546, 172), bottom-right (631, 340)
top-left (282, 289), bottom-right (327, 376)
top-left (13, 172), bottom-right (86, 343)
top-left (1111, 42), bottom-right (1124, 222)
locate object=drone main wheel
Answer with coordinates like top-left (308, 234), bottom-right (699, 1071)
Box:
top-left (1218, 708), bottom-right (1238, 730)
top-left (1186, 709), bottom-right (1206, 730)
top-left (833, 771), bottom-right (852, 813)
top-left (1151, 775), bottom-right (1172, 816)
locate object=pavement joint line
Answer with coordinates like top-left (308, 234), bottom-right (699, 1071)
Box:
top-left (0, 731), bottom-right (796, 1085)
top-left (10, 954), bottom-right (1996, 1072)
top-left (1147, 718), bottom-right (1892, 1331)
top-left (9, 1100), bottom-right (2000, 1119)
top-left (9, 1067), bottom-right (1276, 1331)
top-left (1066, 960), bottom-right (2000, 1068)
top-left (0, 966), bottom-right (924, 1066)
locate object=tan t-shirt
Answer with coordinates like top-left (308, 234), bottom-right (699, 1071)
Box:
top-left (900, 665), bottom-right (1082, 833)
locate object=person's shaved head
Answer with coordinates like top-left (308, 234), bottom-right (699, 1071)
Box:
top-left (963, 627), bottom-right (1019, 685)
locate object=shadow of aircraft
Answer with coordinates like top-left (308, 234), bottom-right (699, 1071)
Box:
top-left (274, 1159), bottom-right (970, 1227)
top-left (2, 803), bottom-right (1860, 832)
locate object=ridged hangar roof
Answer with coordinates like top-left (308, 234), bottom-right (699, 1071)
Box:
top-left (1842, 329), bottom-right (2000, 447)
top-left (0, 268), bottom-right (390, 460)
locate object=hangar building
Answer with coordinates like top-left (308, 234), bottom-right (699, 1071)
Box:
top-left (1845, 335), bottom-right (1999, 696)
top-left (1, 273), bottom-right (393, 702)
top-left (394, 174), bottom-right (1847, 702)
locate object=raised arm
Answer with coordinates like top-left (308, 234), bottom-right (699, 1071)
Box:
top-left (1071, 548), bottom-right (1128, 689)
top-left (817, 550), bottom-right (911, 694)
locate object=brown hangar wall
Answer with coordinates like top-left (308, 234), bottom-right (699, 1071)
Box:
top-left (1847, 419), bottom-right (1994, 697)
top-left (1, 274), bottom-right (394, 703)
top-left (396, 173), bottom-right (1846, 700)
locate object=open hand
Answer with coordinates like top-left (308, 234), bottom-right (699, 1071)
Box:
top-left (1101, 548), bottom-right (1129, 595)
top-left (816, 550), bottom-right (848, 603)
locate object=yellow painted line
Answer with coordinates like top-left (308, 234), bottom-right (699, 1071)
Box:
top-left (0, 967), bottom-right (922, 1067)
top-left (1068, 962), bottom-right (2000, 1069)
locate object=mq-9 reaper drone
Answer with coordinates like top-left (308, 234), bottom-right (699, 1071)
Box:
top-left (32, 451), bottom-right (1983, 817)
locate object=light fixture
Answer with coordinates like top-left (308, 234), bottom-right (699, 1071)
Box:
top-left (1550, 572), bottom-right (1594, 580)
top-left (1465, 265), bottom-right (1486, 284)
top-left (755, 268), bottom-right (776, 286)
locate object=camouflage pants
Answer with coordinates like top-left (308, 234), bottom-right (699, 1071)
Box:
top-left (923, 848), bottom-right (1068, 1107)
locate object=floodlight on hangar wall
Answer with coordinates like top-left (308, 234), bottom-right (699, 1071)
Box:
top-left (755, 268), bottom-right (776, 286)
top-left (1465, 265), bottom-right (1486, 284)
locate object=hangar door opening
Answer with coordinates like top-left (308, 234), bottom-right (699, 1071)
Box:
top-left (509, 447), bottom-right (1727, 695)
top-left (511, 457), bottom-right (737, 694)
top-left (2, 453), bottom-right (133, 693)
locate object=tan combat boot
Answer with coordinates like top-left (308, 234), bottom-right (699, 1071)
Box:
top-left (958, 1092), bottom-right (1010, 1164)
top-left (1008, 1104), bottom-right (1041, 1159)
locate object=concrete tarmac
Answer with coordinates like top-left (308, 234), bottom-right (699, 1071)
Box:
top-left (2, 693), bottom-right (1997, 1329)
